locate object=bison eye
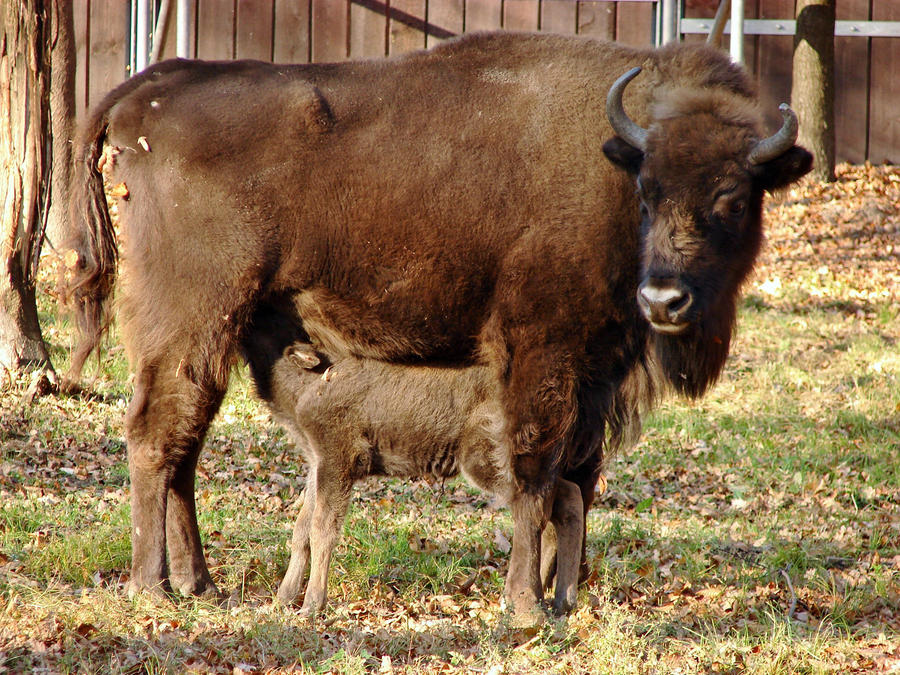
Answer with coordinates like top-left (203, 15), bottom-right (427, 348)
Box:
top-left (729, 199), bottom-right (747, 218)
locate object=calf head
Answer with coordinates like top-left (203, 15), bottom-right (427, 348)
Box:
top-left (603, 66), bottom-right (812, 396)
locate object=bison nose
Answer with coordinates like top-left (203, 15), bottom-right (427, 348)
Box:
top-left (637, 280), bottom-right (693, 334)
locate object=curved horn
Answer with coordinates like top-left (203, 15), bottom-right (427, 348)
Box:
top-left (606, 66), bottom-right (649, 151)
top-left (748, 103), bottom-right (799, 164)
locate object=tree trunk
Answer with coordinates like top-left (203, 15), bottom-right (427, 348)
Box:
top-left (0, 0), bottom-right (56, 391)
top-left (791, 0), bottom-right (836, 183)
top-left (47, 0), bottom-right (75, 246)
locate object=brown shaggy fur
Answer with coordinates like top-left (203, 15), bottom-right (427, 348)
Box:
top-left (61, 31), bottom-right (811, 618)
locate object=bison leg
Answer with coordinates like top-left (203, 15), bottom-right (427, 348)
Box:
top-left (125, 360), bottom-right (225, 598)
top-left (496, 343), bottom-right (578, 622)
top-left (276, 464), bottom-right (317, 605)
top-left (547, 479), bottom-right (584, 615)
top-left (166, 451), bottom-right (219, 597)
top-left (506, 478), bottom-right (551, 624)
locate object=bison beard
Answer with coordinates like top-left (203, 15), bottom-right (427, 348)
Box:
top-left (60, 32), bottom-right (811, 623)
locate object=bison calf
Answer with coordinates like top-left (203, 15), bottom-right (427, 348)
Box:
top-left (267, 343), bottom-right (585, 617)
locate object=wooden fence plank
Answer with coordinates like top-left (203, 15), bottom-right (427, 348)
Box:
top-left (312, 0), bottom-right (348, 61)
top-left (503, 0), bottom-right (539, 32)
top-left (743, 0), bottom-right (761, 72)
top-left (576, 1), bottom-right (615, 39)
top-left (681, 0), bottom-right (709, 44)
top-left (389, 0), bottom-right (426, 54)
top-left (197, 0), bottom-right (236, 59)
top-left (870, 1), bottom-right (900, 163)
top-left (274, 0), bottom-right (311, 63)
top-left (349, 0), bottom-right (387, 58)
top-left (834, 0), bottom-right (871, 163)
top-left (755, 0), bottom-right (792, 134)
top-left (88, 2), bottom-right (128, 108)
top-left (426, 0), bottom-right (463, 47)
top-left (465, 0), bottom-right (501, 32)
top-left (541, 1), bottom-right (578, 35)
top-left (615, 1), bottom-right (653, 46)
top-left (236, 0), bottom-right (275, 60)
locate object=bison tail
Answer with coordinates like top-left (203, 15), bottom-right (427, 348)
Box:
top-left (57, 110), bottom-right (119, 389)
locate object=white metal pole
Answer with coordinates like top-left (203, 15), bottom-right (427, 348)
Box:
top-left (661, 0), bottom-right (679, 45)
top-left (135, 0), bottom-right (151, 73)
top-left (730, 0), bottom-right (745, 63)
top-left (177, 0), bottom-right (191, 58)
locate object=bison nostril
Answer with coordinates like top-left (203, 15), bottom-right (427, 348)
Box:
top-left (667, 291), bottom-right (691, 315)
top-left (638, 283), bottom-right (692, 325)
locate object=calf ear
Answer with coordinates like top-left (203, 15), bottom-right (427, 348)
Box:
top-left (754, 145), bottom-right (814, 192)
top-left (603, 136), bottom-right (644, 175)
top-left (285, 345), bottom-right (321, 369)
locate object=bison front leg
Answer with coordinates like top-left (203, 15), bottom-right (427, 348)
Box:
top-left (506, 456), bottom-right (558, 626)
top-left (125, 360), bottom-right (225, 598)
top-left (498, 346), bottom-right (578, 624)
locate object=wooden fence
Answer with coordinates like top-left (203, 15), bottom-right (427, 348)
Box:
top-left (73, 0), bottom-right (898, 164)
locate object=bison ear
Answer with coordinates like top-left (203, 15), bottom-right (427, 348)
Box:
top-left (602, 136), bottom-right (644, 175)
top-left (754, 145), bottom-right (814, 192)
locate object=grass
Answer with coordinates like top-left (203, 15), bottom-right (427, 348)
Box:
top-left (2, 167), bottom-right (899, 673)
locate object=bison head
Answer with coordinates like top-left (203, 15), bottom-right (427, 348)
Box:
top-left (602, 65), bottom-right (812, 395)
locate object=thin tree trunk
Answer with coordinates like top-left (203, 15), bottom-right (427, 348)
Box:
top-left (0, 1), bottom-right (56, 392)
top-left (47, 0), bottom-right (76, 247)
top-left (791, 0), bottom-right (836, 183)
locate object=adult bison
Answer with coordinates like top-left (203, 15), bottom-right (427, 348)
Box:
top-left (61, 31), bottom-right (811, 622)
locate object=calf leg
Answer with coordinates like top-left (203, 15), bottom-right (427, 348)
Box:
top-left (548, 479), bottom-right (584, 615)
top-left (566, 455), bottom-right (606, 583)
top-left (276, 464), bottom-right (317, 605)
top-left (299, 459), bottom-right (354, 617)
top-left (538, 480), bottom-right (586, 613)
top-left (539, 521), bottom-right (558, 592)
top-left (125, 358), bottom-right (226, 597)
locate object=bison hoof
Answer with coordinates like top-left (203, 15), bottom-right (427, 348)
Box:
top-left (296, 605), bottom-right (319, 620)
top-left (275, 583), bottom-right (303, 607)
top-left (550, 595), bottom-right (576, 617)
top-left (172, 575), bottom-right (221, 600)
top-left (125, 578), bottom-right (172, 601)
top-left (297, 594), bottom-right (326, 618)
top-left (500, 593), bottom-right (548, 631)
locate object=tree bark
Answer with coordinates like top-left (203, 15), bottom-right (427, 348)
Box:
top-left (791, 0), bottom-right (836, 183)
top-left (0, 0), bottom-right (56, 390)
top-left (47, 0), bottom-right (75, 246)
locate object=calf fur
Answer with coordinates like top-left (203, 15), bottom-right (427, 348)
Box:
top-left (268, 343), bottom-right (584, 617)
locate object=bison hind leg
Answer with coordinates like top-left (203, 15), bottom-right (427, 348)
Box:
top-left (126, 354), bottom-right (228, 599)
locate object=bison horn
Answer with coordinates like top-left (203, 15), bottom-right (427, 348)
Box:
top-left (606, 67), bottom-right (649, 152)
top-left (748, 103), bottom-right (799, 164)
